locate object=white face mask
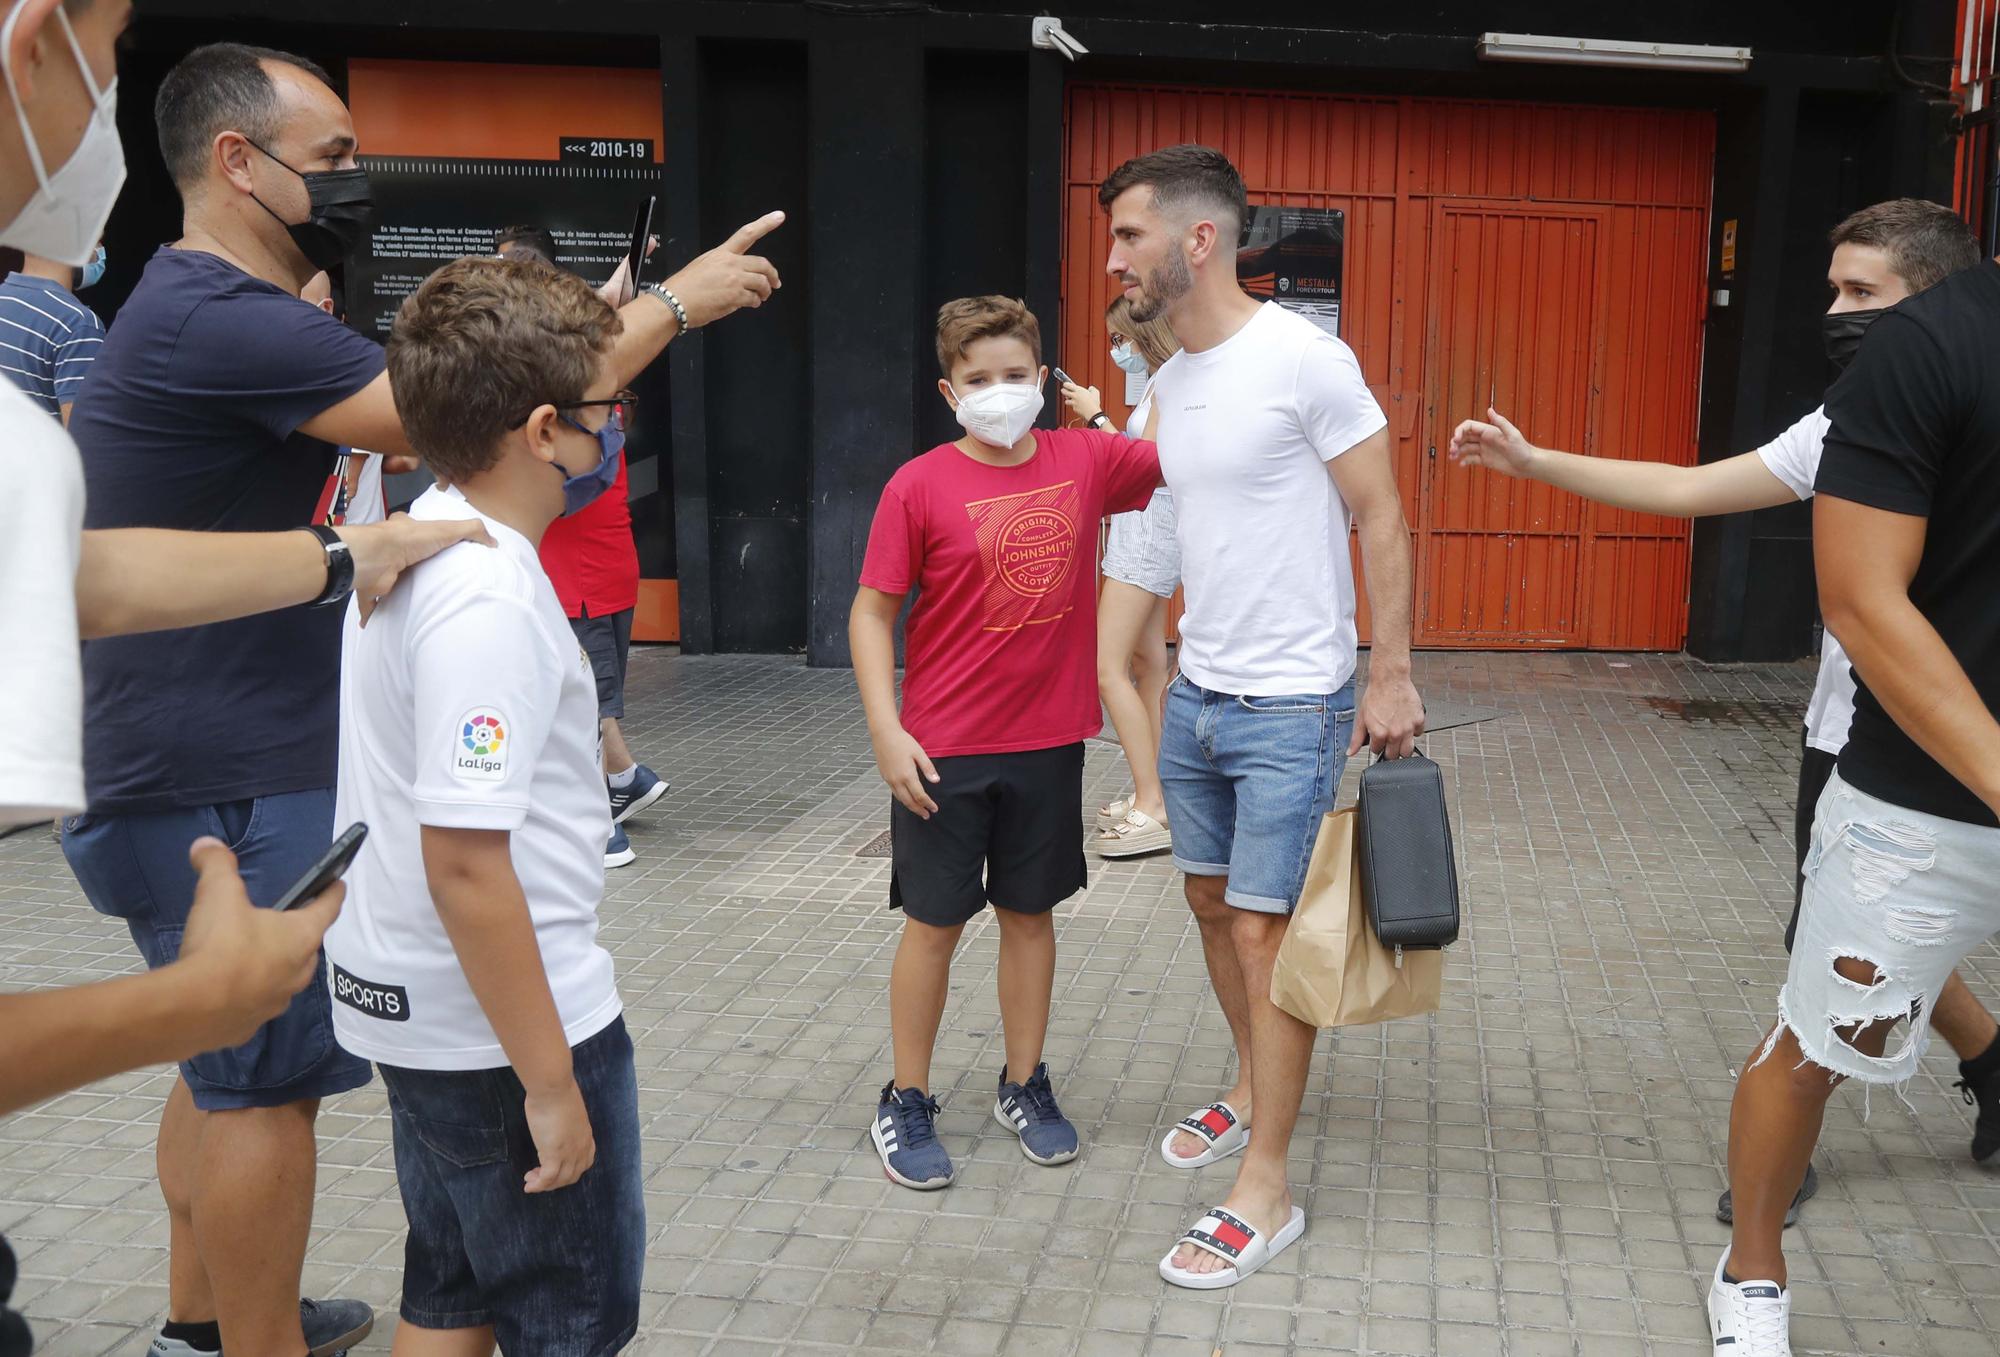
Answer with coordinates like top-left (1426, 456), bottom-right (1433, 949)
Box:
top-left (1110, 342), bottom-right (1150, 375)
top-left (951, 381), bottom-right (1043, 449)
top-left (1, 7), bottom-right (125, 268)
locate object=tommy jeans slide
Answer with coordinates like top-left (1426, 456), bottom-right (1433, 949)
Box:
top-left (1160, 1100), bottom-right (1250, 1168)
top-left (1159, 1205), bottom-right (1306, 1290)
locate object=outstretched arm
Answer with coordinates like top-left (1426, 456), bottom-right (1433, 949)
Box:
top-left (1450, 407), bottom-right (1796, 518)
top-left (76, 514), bottom-right (494, 639)
top-left (605, 212), bottom-right (786, 389)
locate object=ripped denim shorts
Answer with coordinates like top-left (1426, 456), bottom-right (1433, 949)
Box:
top-left (1765, 769), bottom-right (1999, 1086)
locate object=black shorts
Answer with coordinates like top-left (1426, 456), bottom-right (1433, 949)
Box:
top-left (1785, 729), bottom-right (1841, 953)
top-left (569, 606), bottom-right (633, 720)
top-left (890, 742), bottom-right (1087, 927)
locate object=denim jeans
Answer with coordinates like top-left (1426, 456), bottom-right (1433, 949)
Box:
top-left (61, 787), bottom-right (372, 1110)
top-left (1159, 676), bottom-right (1356, 913)
top-left (1759, 771), bottom-right (2000, 1087)
top-left (379, 1016), bottom-right (643, 1355)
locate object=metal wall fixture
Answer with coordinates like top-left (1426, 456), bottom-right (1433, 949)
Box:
top-left (1474, 32), bottom-right (1753, 74)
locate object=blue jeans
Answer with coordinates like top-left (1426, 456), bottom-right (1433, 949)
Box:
top-left (1159, 676), bottom-right (1356, 914)
top-left (61, 787), bottom-right (373, 1110)
top-left (380, 1016), bottom-right (644, 1354)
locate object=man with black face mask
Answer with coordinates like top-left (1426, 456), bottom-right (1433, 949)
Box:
top-left (62, 39), bottom-right (785, 1357)
top-left (1449, 200), bottom-right (1992, 1189)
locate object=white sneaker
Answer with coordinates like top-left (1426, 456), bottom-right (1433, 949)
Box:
top-left (1707, 1252), bottom-right (1791, 1355)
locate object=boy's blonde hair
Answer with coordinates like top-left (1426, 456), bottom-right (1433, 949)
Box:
top-left (935, 295), bottom-right (1041, 378)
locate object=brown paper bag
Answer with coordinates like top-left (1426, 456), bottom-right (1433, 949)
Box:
top-left (1269, 807), bottom-right (1443, 1028)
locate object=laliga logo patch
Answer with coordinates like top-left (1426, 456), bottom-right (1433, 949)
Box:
top-left (454, 708), bottom-right (508, 781)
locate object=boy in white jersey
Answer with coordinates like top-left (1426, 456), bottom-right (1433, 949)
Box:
top-left (326, 257), bottom-right (642, 1355)
top-left (1100, 145), bottom-right (1426, 1289)
top-left (1449, 200), bottom-right (2000, 1194)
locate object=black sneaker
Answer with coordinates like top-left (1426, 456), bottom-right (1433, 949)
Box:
top-left (1715, 1161), bottom-right (1819, 1228)
top-left (1955, 1060), bottom-right (2000, 1162)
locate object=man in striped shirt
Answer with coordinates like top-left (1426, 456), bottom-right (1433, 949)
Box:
top-left (0, 241), bottom-right (103, 423)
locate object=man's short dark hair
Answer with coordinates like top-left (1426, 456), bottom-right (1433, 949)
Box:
top-left (1830, 199), bottom-right (1983, 295)
top-left (494, 225), bottom-right (559, 267)
top-left (154, 43), bottom-right (334, 192)
top-left (1098, 144), bottom-right (1247, 239)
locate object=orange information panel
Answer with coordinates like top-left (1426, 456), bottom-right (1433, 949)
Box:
top-left (346, 60), bottom-right (679, 642)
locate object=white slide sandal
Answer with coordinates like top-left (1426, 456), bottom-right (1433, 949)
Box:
top-left (1159, 1205), bottom-right (1307, 1290)
top-left (1159, 1100), bottom-right (1250, 1168)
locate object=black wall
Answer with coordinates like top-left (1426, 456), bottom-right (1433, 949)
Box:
top-left (919, 50), bottom-right (1030, 452)
top-left (698, 41), bottom-right (810, 653)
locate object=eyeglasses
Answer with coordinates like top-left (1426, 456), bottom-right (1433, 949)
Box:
top-left (507, 391), bottom-right (638, 432)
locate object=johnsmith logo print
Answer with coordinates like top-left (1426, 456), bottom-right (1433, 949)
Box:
top-left (962, 480), bottom-right (1082, 632)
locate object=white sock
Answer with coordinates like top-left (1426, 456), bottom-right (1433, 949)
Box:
top-left (608, 765), bottom-right (638, 789)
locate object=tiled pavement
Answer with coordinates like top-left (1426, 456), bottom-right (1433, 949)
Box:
top-left (5, 649), bottom-right (2000, 1356)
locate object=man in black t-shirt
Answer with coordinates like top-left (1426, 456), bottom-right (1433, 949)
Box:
top-left (1708, 253), bottom-right (2000, 1355)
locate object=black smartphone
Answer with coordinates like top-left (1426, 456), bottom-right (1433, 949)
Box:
top-left (1051, 366), bottom-right (1077, 388)
top-left (622, 195), bottom-right (657, 301)
top-left (270, 822), bottom-right (368, 912)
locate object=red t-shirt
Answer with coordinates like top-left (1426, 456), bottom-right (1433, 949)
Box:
top-left (538, 452), bottom-right (640, 618)
top-left (859, 427), bottom-right (1161, 758)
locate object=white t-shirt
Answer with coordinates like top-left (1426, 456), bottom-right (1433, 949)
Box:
top-left (336, 450), bottom-right (386, 526)
top-left (1152, 302), bottom-right (1388, 695)
top-left (1752, 404), bottom-right (1854, 754)
top-left (1115, 385), bottom-right (1168, 515)
top-left (0, 381), bottom-right (84, 825)
top-left (327, 484), bottom-right (620, 1069)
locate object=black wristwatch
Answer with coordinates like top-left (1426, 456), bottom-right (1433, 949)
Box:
top-left (302, 524), bottom-right (355, 608)
top-left (1089, 412), bottom-right (1113, 431)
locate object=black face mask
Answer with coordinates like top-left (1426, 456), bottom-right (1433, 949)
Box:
top-left (246, 141), bottom-right (375, 272)
top-left (1822, 307), bottom-right (1887, 373)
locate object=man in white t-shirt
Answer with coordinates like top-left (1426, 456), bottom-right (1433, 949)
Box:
top-left (326, 256), bottom-right (644, 1353)
top-left (1450, 200), bottom-right (2000, 1190)
top-left (1099, 145), bottom-right (1426, 1289)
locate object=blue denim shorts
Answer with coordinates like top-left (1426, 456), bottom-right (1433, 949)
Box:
top-left (1159, 676), bottom-right (1356, 914)
top-left (61, 788), bottom-right (374, 1111)
top-left (379, 1017), bottom-right (644, 1354)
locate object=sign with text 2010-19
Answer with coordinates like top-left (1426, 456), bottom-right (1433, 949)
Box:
top-left (560, 136), bottom-right (654, 163)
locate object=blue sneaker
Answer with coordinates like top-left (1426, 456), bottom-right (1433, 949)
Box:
top-left (147, 1297), bottom-right (373, 1356)
top-left (994, 1063), bottom-right (1079, 1165)
top-left (871, 1083), bottom-right (954, 1189)
top-left (608, 764), bottom-right (668, 824)
top-left (604, 823), bottom-right (636, 869)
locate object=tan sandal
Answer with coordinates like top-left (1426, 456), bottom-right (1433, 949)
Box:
top-left (1095, 795), bottom-right (1135, 831)
top-left (1096, 808), bottom-right (1172, 859)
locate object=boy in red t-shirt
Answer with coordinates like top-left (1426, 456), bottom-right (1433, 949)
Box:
top-left (850, 295), bottom-right (1160, 1188)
